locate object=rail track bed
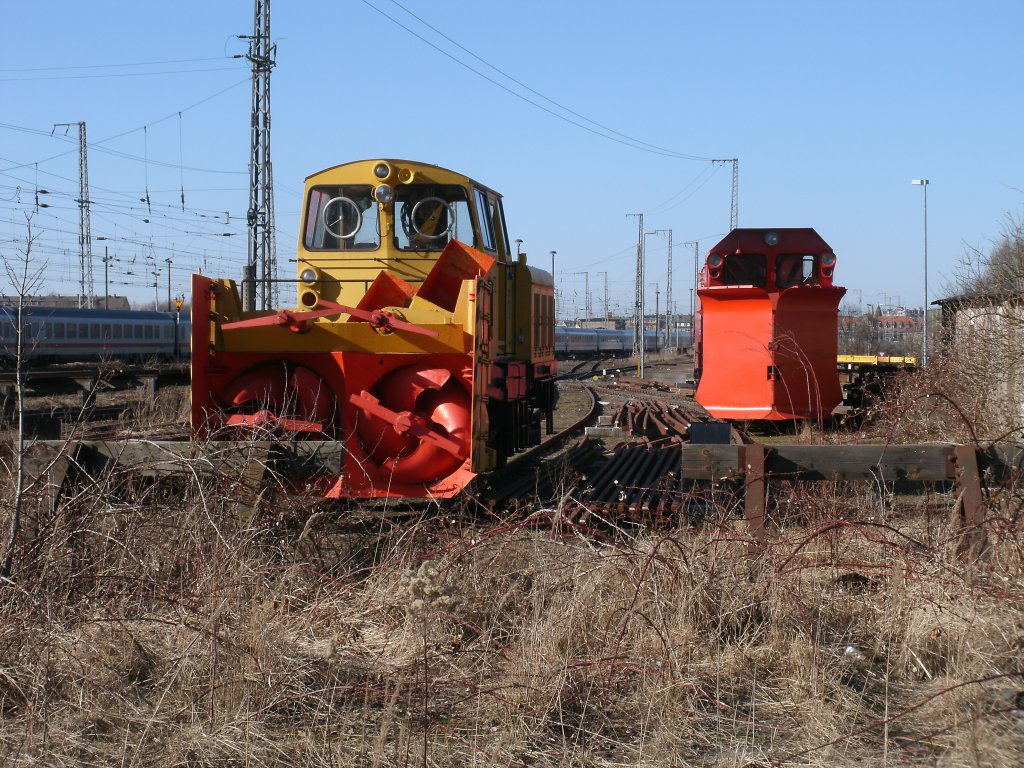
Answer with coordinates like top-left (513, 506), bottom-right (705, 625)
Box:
top-left (478, 355), bottom-right (715, 517)
top-left (20, 350), bottom-right (1019, 557)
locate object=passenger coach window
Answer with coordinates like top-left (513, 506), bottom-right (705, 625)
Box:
top-left (395, 185), bottom-right (471, 251)
top-left (304, 185), bottom-right (380, 251)
top-left (722, 253), bottom-right (766, 287)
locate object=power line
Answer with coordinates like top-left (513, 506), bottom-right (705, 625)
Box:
top-left (643, 164), bottom-right (721, 216)
top-left (0, 162), bottom-right (245, 226)
top-left (383, 0), bottom-right (711, 162)
top-left (0, 77), bottom-right (249, 174)
top-left (0, 122), bottom-right (246, 175)
top-left (0, 66), bottom-right (243, 82)
top-left (359, 0), bottom-right (711, 161)
top-left (0, 55), bottom-right (241, 73)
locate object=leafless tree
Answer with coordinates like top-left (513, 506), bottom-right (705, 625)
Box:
top-left (1, 217), bottom-right (46, 579)
top-left (956, 211), bottom-right (1024, 296)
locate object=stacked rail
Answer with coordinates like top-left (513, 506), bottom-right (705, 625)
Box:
top-left (479, 438), bottom-right (605, 510)
top-left (576, 437), bottom-right (684, 518)
top-left (610, 400), bottom-right (693, 440)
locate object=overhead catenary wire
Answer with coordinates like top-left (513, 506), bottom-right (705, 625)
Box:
top-left (0, 55), bottom-right (243, 74)
top-left (0, 123), bottom-right (247, 176)
top-left (0, 77), bottom-right (250, 175)
top-left (358, 0), bottom-right (712, 161)
top-left (0, 162), bottom-right (246, 227)
top-left (643, 163), bottom-right (722, 217)
top-left (178, 113), bottom-right (186, 211)
top-left (0, 66), bottom-right (243, 82)
top-left (381, 0), bottom-right (712, 162)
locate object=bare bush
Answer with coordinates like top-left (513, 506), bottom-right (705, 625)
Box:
top-left (2, 212), bottom-right (1024, 766)
top-left (1, 447), bottom-right (1022, 767)
top-left (859, 211), bottom-right (1024, 443)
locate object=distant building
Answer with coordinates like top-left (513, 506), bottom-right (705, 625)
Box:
top-left (837, 307), bottom-right (924, 356)
top-left (875, 313), bottom-right (919, 344)
top-left (574, 316), bottom-right (627, 330)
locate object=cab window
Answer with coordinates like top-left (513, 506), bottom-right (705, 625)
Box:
top-left (495, 198), bottom-right (511, 255)
top-left (473, 188), bottom-right (497, 252)
top-left (395, 185), bottom-right (472, 251)
top-left (776, 253), bottom-right (817, 288)
top-left (304, 185), bottom-right (380, 251)
top-left (722, 253), bottom-right (766, 287)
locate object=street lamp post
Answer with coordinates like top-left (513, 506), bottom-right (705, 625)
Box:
top-left (173, 294), bottom-right (184, 360)
top-left (911, 179), bottom-right (929, 366)
top-left (165, 257), bottom-right (173, 312)
top-left (103, 246), bottom-right (111, 309)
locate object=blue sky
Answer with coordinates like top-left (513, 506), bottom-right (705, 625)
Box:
top-left (2, 1), bottom-right (1022, 318)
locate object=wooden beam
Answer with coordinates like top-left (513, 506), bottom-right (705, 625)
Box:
top-left (742, 443), bottom-right (766, 548)
top-left (25, 440), bottom-right (347, 502)
top-left (954, 444), bottom-right (987, 559)
top-left (681, 443), bottom-right (958, 482)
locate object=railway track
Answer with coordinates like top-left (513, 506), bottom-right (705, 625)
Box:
top-left (478, 373), bottom-right (755, 522)
top-left (21, 381), bottom-right (1005, 556)
top-left (14, 353), bottom-right (721, 525)
top-left (475, 384), bottom-right (602, 509)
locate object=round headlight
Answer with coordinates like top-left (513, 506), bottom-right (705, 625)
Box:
top-left (373, 162), bottom-right (392, 180)
top-left (300, 268), bottom-right (318, 284)
top-left (374, 184), bottom-right (394, 204)
top-left (821, 252), bottom-right (837, 267)
top-left (764, 231), bottom-right (780, 246)
top-left (708, 254), bottom-right (724, 268)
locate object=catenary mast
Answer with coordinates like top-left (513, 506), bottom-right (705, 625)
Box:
top-left (54, 122), bottom-right (93, 308)
top-left (243, 0), bottom-right (277, 310)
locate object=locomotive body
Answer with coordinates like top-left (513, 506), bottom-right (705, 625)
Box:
top-left (694, 228), bottom-right (846, 421)
top-left (191, 159), bottom-right (556, 499)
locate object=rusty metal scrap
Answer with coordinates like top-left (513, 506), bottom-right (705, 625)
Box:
top-left (577, 437), bottom-right (685, 518)
top-left (610, 400), bottom-right (696, 440)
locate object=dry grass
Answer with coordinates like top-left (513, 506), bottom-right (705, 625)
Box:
top-left (1, 427), bottom-right (1022, 767)
top-left (1, 352), bottom-right (1023, 766)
